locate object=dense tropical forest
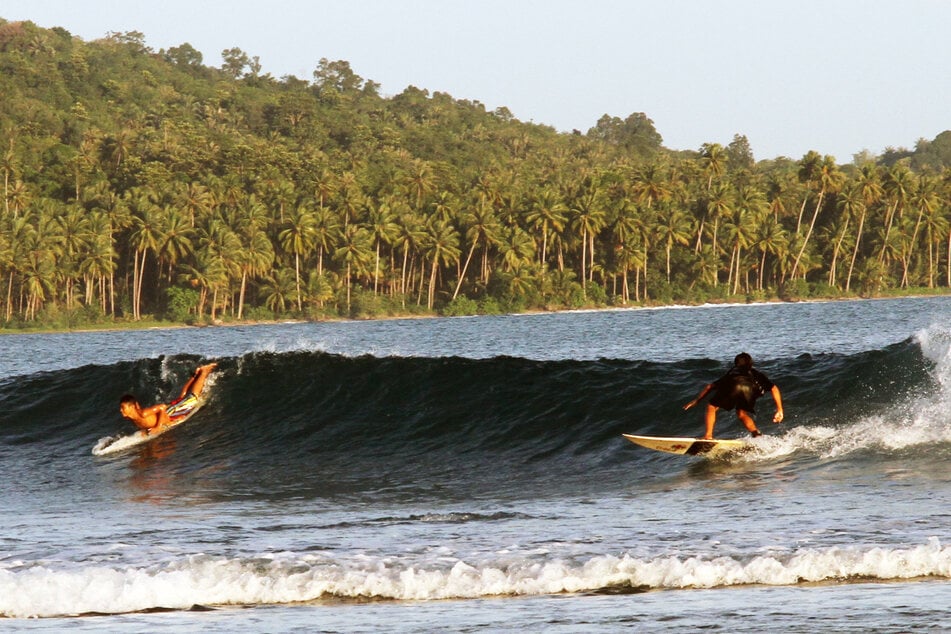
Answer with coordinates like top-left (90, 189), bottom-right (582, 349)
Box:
top-left (2, 19), bottom-right (951, 330)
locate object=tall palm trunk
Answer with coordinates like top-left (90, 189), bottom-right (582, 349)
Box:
top-left (294, 252), bottom-right (302, 311)
top-left (428, 253), bottom-right (439, 309)
top-left (900, 207), bottom-right (926, 287)
top-left (791, 189), bottom-right (825, 279)
top-left (878, 201), bottom-right (900, 263)
top-left (453, 239), bottom-right (479, 301)
top-left (828, 215), bottom-right (850, 288)
top-left (845, 208), bottom-right (867, 293)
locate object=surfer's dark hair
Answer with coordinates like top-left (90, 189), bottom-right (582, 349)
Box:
top-left (119, 394), bottom-right (137, 405)
top-left (734, 352), bottom-right (753, 368)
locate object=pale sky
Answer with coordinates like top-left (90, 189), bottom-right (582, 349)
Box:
top-left (3, 0), bottom-right (950, 162)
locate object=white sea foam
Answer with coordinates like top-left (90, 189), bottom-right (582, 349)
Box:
top-left (1, 539), bottom-right (948, 618)
top-left (917, 322), bottom-right (951, 388)
top-left (734, 322), bottom-right (951, 462)
top-left (743, 411), bottom-right (951, 462)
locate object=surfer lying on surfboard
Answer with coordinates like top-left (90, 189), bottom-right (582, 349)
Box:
top-left (683, 352), bottom-right (783, 439)
top-left (119, 363), bottom-right (217, 435)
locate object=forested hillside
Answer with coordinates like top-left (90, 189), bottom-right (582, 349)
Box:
top-left (2, 19), bottom-right (950, 328)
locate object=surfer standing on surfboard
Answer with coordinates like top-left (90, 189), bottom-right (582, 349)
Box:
top-left (682, 353), bottom-right (783, 439)
top-left (119, 363), bottom-right (217, 435)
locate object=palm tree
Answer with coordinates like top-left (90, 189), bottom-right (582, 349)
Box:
top-left (901, 175), bottom-right (938, 287)
top-left (7, 178), bottom-right (31, 218)
top-left (829, 184), bottom-right (861, 289)
top-left (21, 204), bottom-right (64, 320)
top-left (261, 269), bottom-right (296, 316)
top-left (569, 187), bottom-right (607, 292)
top-left (453, 198), bottom-right (501, 300)
top-left (105, 125), bottom-right (134, 170)
top-left (790, 154), bottom-right (842, 280)
top-left (306, 269), bottom-right (336, 310)
top-left (394, 211), bottom-right (426, 303)
top-left (265, 178), bottom-right (296, 223)
top-left (158, 207), bottom-right (195, 282)
top-left (237, 194), bottom-right (271, 234)
top-left (692, 243), bottom-right (719, 290)
top-left (366, 200), bottom-right (399, 295)
top-left (655, 208), bottom-right (693, 283)
top-left (430, 191), bottom-right (457, 224)
top-left (0, 223), bottom-right (13, 318)
top-left (84, 182), bottom-right (128, 316)
top-left (5, 215), bottom-right (34, 320)
top-left (629, 205), bottom-right (657, 300)
top-left (631, 161), bottom-right (672, 211)
top-left (127, 190), bottom-right (163, 319)
top-left (610, 197), bottom-right (640, 303)
top-left (176, 181), bottom-right (214, 226)
top-left (196, 218), bottom-right (242, 319)
top-left (278, 204), bottom-right (317, 311)
top-left (878, 163), bottom-right (914, 265)
top-left (313, 206), bottom-right (341, 276)
top-left (857, 163), bottom-right (885, 209)
top-left (506, 264), bottom-right (538, 300)
top-left (177, 249), bottom-right (227, 319)
top-left (920, 191), bottom-right (949, 288)
top-left (524, 188), bottom-right (567, 271)
top-left (313, 168), bottom-right (338, 211)
top-left (422, 217), bottom-right (460, 309)
top-left (703, 183), bottom-right (733, 283)
top-left (79, 211), bottom-right (114, 313)
top-left (699, 142), bottom-right (728, 190)
top-left (54, 203), bottom-right (91, 310)
top-left (338, 189), bottom-right (366, 227)
top-left (235, 226), bottom-right (274, 320)
top-left (1, 146), bottom-right (16, 218)
top-left (222, 197), bottom-right (276, 319)
top-left (842, 200), bottom-right (868, 293)
top-left (403, 158), bottom-right (438, 211)
top-left (497, 225), bottom-right (535, 273)
top-left (334, 223), bottom-right (373, 312)
top-left (722, 206), bottom-right (756, 295)
top-left (747, 209), bottom-right (781, 291)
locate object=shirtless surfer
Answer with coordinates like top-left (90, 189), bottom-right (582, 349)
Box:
top-left (119, 363), bottom-right (217, 434)
top-left (683, 352), bottom-right (783, 439)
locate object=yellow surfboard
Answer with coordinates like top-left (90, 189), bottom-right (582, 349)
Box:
top-left (92, 397), bottom-right (206, 456)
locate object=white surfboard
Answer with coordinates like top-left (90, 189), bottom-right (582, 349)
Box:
top-left (92, 397), bottom-right (206, 456)
top-left (622, 433), bottom-right (749, 458)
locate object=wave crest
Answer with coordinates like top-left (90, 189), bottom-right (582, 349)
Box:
top-left (3, 538), bottom-right (947, 618)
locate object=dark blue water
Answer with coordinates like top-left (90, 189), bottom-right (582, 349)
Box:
top-left (1, 298), bottom-right (950, 630)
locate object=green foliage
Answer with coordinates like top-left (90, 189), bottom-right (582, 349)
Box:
top-left (780, 279), bottom-right (810, 301)
top-left (442, 296), bottom-right (479, 316)
top-left (0, 18), bottom-right (949, 333)
top-left (165, 286), bottom-right (200, 323)
top-left (585, 282), bottom-right (608, 306)
top-left (587, 112), bottom-right (663, 157)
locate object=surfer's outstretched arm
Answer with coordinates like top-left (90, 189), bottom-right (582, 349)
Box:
top-left (684, 383), bottom-right (713, 410)
top-left (771, 385), bottom-right (784, 422)
top-left (179, 363), bottom-right (217, 399)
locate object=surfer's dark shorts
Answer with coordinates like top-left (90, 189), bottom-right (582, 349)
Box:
top-left (710, 383), bottom-right (757, 413)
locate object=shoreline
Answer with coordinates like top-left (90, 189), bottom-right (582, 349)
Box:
top-left (2, 290), bottom-right (950, 337)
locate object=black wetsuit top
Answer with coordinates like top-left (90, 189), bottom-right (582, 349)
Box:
top-left (708, 367), bottom-right (774, 414)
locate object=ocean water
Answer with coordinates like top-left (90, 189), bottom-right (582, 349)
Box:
top-left (1, 297), bottom-right (950, 632)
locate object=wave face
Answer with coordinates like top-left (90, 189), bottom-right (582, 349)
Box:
top-left (1, 334), bottom-right (947, 500)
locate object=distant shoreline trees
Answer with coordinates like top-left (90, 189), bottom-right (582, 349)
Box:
top-left (1, 18), bottom-right (951, 329)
